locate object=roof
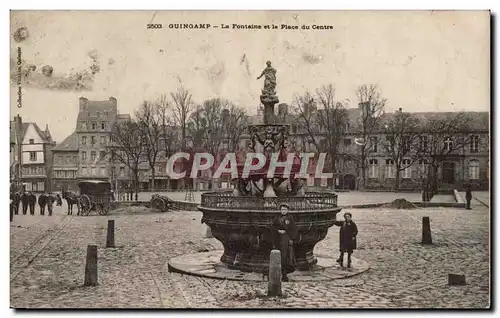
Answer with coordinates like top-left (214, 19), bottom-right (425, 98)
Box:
top-left (10, 120), bottom-right (53, 144)
top-left (53, 131), bottom-right (79, 151)
top-left (77, 99), bottom-right (117, 121)
top-left (378, 111), bottom-right (489, 133)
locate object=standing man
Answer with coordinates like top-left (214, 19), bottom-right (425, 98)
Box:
top-left (38, 192), bottom-right (47, 215)
top-left (271, 204), bottom-right (299, 282)
top-left (21, 191), bottom-right (29, 215)
top-left (28, 192), bottom-right (37, 215)
top-left (13, 191), bottom-right (21, 215)
top-left (46, 193), bottom-right (54, 216)
top-left (465, 184), bottom-right (473, 210)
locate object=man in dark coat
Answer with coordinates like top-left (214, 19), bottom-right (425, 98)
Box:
top-left (271, 204), bottom-right (299, 281)
top-left (21, 192), bottom-right (29, 215)
top-left (38, 192), bottom-right (47, 215)
top-left (10, 192), bottom-right (14, 222)
top-left (56, 193), bottom-right (63, 206)
top-left (13, 192), bottom-right (21, 215)
top-left (465, 184), bottom-right (472, 210)
top-left (333, 212), bottom-right (358, 268)
top-left (46, 194), bottom-right (55, 216)
top-left (28, 192), bottom-right (36, 215)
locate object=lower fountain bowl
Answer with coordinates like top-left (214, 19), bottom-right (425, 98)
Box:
top-left (199, 191), bottom-right (341, 273)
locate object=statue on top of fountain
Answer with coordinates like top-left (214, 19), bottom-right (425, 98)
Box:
top-left (257, 61), bottom-right (279, 124)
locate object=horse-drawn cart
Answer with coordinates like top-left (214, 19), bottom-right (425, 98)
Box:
top-left (78, 180), bottom-right (113, 216)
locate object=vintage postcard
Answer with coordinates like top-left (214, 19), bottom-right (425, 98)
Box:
top-left (9, 10), bottom-right (490, 309)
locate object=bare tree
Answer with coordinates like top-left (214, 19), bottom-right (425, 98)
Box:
top-left (355, 84), bottom-right (387, 188)
top-left (415, 112), bottom-right (472, 193)
top-left (171, 86), bottom-right (194, 149)
top-left (293, 84), bottom-right (349, 187)
top-left (156, 95), bottom-right (180, 190)
top-left (380, 110), bottom-right (422, 190)
top-left (187, 98), bottom-right (247, 188)
top-left (109, 119), bottom-right (145, 200)
top-left (136, 100), bottom-right (162, 190)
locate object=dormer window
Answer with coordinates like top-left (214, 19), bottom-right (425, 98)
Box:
top-left (92, 123), bottom-right (96, 130)
top-left (29, 139), bottom-right (34, 144)
top-left (101, 122), bottom-right (105, 130)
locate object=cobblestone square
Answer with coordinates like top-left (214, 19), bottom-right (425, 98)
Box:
top-left (10, 203), bottom-right (490, 309)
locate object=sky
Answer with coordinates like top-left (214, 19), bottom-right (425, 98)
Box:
top-left (10, 10), bottom-right (490, 143)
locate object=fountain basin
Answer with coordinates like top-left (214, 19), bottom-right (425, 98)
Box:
top-left (199, 190), bottom-right (342, 273)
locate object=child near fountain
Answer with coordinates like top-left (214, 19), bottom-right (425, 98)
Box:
top-left (333, 212), bottom-right (358, 269)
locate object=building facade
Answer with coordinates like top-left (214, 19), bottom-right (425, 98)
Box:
top-left (10, 115), bottom-right (56, 192)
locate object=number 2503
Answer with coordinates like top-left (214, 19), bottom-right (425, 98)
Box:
top-left (147, 24), bottom-right (163, 29)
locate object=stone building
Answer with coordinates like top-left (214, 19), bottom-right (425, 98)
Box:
top-left (9, 115), bottom-right (56, 192)
top-left (52, 97), bottom-right (130, 191)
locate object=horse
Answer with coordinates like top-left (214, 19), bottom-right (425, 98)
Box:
top-left (62, 191), bottom-right (81, 215)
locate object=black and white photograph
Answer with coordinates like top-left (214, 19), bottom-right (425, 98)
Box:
top-left (7, 9), bottom-right (491, 310)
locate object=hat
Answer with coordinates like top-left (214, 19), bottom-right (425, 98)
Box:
top-left (344, 212), bottom-right (352, 217)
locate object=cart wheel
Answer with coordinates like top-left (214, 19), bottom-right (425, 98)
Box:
top-left (79, 195), bottom-right (91, 216)
top-left (151, 197), bottom-right (166, 212)
top-left (97, 203), bottom-right (109, 215)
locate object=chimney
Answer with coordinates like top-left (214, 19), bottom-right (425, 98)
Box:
top-left (109, 96), bottom-right (118, 112)
top-left (79, 97), bottom-right (88, 112)
top-left (399, 107), bottom-right (402, 112)
top-left (278, 103), bottom-right (288, 116)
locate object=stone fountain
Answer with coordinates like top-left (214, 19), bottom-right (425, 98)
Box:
top-left (168, 61), bottom-right (368, 281)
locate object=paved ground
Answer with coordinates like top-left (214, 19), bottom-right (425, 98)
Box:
top-left (136, 191), bottom-right (444, 205)
top-left (458, 191), bottom-right (490, 208)
top-left (10, 201), bottom-right (490, 309)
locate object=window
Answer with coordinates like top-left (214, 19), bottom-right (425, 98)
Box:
top-left (344, 138), bottom-right (351, 147)
top-left (91, 136), bottom-right (96, 145)
top-left (158, 164), bottom-right (164, 173)
top-left (120, 167), bottom-right (125, 177)
top-left (91, 151), bottom-right (97, 162)
top-left (470, 135), bottom-right (479, 153)
top-left (100, 151), bottom-right (106, 160)
top-left (81, 136), bottom-right (87, 145)
top-left (31, 166), bottom-right (37, 174)
top-left (402, 159), bottom-right (411, 179)
top-left (81, 151), bottom-right (87, 161)
top-left (29, 139), bottom-right (34, 144)
top-left (29, 152), bottom-right (36, 161)
top-left (100, 136), bottom-right (106, 145)
top-left (402, 136), bottom-right (410, 150)
top-left (81, 167), bottom-right (87, 176)
top-left (72, 156), bottom-right (77, 164)
top-left (444, 137), bottom-right (453, 151)
top-left (369, 159), bottom-right (379, 179)
top-left (370, 137), bottom-right (378, 152)
top-left (386, 136), bottom-right (394, 152)
top-left (92, 123), bottom-right (96, 130)
top-left (345, 122), bottom-right (350, 131)
top-left (101, 122), bottom-right (105, 130)
top-left (420, 136), bottom-right (428, 150)
top-left (82, 122), bottom-right (87, 130)
top-left (469, 160), bottom-right (480, 180)
top-left (64, 171), bottom-right (69, 178)
top-left (419, 159), bottom-right (429, 177)
top-left (385, 159), bottom-right (395, 179)
top-left (91, 167), bottom-right (97, 176)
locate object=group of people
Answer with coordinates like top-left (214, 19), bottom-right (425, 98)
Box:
top-left (10, 191), bottom-right (63, 217)
top-left (271, 204), bottom-right (358, 281)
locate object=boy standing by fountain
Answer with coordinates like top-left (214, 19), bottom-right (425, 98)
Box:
top-left (333, 212), bottom-right (358, 269)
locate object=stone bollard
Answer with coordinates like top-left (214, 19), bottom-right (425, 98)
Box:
top-left (84, 245), bottom-right (98, 286)
top-left (448, 274), bottom-right (466, 286)
top-left (422, 216), bottom-right (432, 245)
top-left (205, 225), bottom-right (213, 238)
top-left (106, 220), bottom-right (115, 248)
top-left (267, 250), bottom-right (282, 297)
